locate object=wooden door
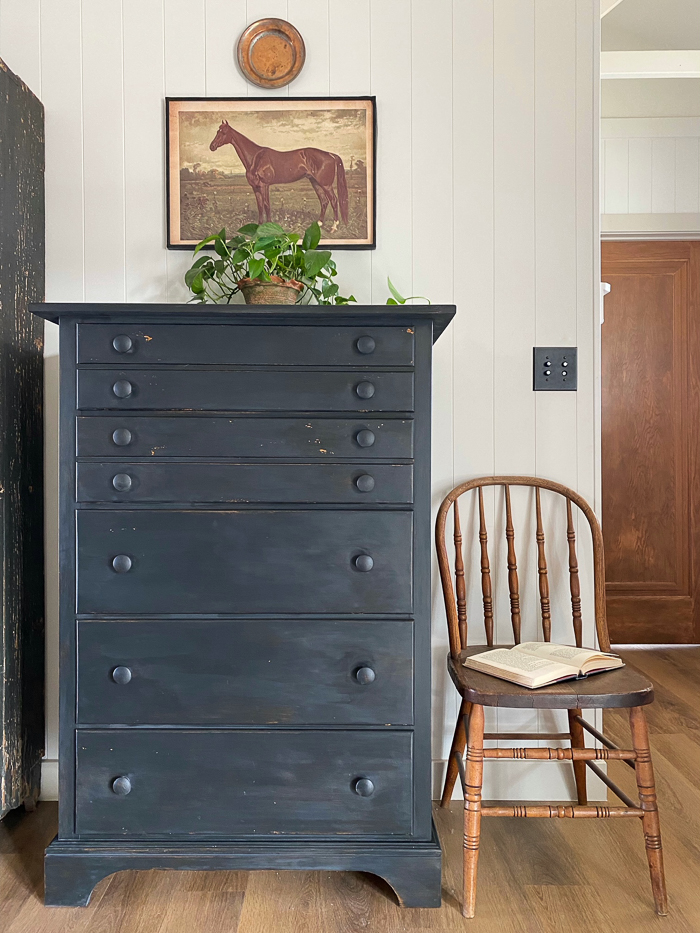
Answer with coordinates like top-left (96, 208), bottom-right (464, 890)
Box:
top-left (602, 241), bottom-right (700, 643)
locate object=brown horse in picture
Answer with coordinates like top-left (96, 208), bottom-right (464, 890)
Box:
top-left (209, 120), bottom-right (349, 230)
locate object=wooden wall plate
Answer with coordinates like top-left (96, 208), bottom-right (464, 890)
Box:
top-left (237, 19), bottom-right (306, 89)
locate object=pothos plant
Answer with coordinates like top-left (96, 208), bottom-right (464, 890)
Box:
top-left (385, 277), bottom-right (431, 305)
top-left (185, 221), bottom-right (356, 306)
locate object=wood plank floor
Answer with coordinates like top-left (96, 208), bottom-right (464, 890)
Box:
top-left (2, 648), bottom-right (699, 932)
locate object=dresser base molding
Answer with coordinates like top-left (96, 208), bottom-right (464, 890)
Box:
top-left (44, 826), bottom-right (443, 908)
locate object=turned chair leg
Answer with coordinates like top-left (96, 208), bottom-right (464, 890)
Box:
top-left (629, 705), bottom-right (668, 916)
top-left (441, 697), bottom-right (471, 807)
top-left (463, 702), bottom-right (485, 919)
top-left (567, 707), bottom-right (588, 805)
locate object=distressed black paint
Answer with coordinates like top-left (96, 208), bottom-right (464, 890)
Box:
top-left (0, 58), bottom-right (45, 818)
top-left (30, 304), bottom-right (455, 907)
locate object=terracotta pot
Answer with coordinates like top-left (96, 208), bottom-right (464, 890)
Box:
top-left (238, 276), bottom-right (304, 305)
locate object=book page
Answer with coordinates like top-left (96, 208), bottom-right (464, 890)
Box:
top-left (516, 642), bottom-right (616, 669)
top-left (466, 648), bottom-right (571, 676)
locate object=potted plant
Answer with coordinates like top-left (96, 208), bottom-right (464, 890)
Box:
top-left (185, 221), bottom-right (355, 306)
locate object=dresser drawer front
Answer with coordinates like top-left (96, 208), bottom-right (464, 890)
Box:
top-left (77, 462), bottom-right (414, 504)
top-left (77, 370), bottom-right (414, 413)
top-left (77, 510), bottom-right (413, 615)
top-left (77, 619), bottom-right (413, 725)
top-left (76, 729), bottom-right (413, 836)
top-left (78, 324), bottom-right (415, 367)
top-left (76, 416), bottom-right (414, 460)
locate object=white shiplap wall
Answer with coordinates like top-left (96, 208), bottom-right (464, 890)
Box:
top-left (0, 0), bottom-right (601, 802)
top-left (601, 117), bottom-right (700, 234)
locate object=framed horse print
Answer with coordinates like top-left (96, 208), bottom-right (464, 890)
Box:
top-left (166, 97), bottom-right (376, 249)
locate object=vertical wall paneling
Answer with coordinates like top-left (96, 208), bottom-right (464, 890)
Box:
top-left (604, 138), bottom-right (629, 214)
top-left (328, 0), bottom-right (372, 304)
top-left (204, 1), bottom-right (249, 97)
top-left (534, 0), bottom-right (579, 645)
top-left (452, 0), bottom-right (495, 482)
top-left (533, 1), bottom-right (579, 790)
top-left (445, 0), bottom-right (496, 775)
top-left (164, 0), bottom-right (206, 301)
top-left (287, 0), bottom-right (329, 97)
top-left (81, 0), bottom-right (126, 302)
top-left (493, 0), bottom-right (536, 620)
top-left (628, 138), bottom-right (653, 213)
top-left (369, 1), bottom-right (412, 305)
top-left (410, 0), bottom-right (455, 776)
top-left (601, 118), bottom-right (700, 223)
top-left (40, 0), bottom-right (84, 304)
top-left (0, 0), bottom-right (42, 97)
top-left (17, 0), bottom-right (601, 802)
top-left (651, 137), bottom-right (676, 214)
top-left (491, 0), bottom-right (539, 799)
top-left (38, 0), bottom-right (83, 784)
top-left (123, 0), bottom-right (167, 302)
top-left (576, 0), bottom-right (604, 799)
top-left (675, 137), bottom-right (700, 213)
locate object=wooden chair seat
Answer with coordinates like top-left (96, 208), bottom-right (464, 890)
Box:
top-left (449, 646), bottom-right (654, 710)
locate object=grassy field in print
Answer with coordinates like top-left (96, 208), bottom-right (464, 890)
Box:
top-left (179, 173), bottom-right (368, 244)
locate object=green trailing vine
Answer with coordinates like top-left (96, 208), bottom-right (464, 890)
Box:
top-left (185, 221), bottom-right (356, 306)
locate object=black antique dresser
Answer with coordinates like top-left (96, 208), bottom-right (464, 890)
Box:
top-left (33, 303), bottom-right (455, 907)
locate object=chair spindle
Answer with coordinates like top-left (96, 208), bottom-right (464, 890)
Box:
top-left (454, 499), bottom-right (467, 651)
top-left (504, 486), bottom-right (521, 644)
top-left (567, 499), bottom-right (583, 647)
top-left (535, 487), bottom-right (552, 641)
top-left (478, 488), bottom-right (494, 646)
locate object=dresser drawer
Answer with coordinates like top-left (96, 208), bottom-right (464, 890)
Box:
top-left (77, 619), bottom-right (413, 725)
top-left (77, 510), bottom-right (413, 615)
top-left (77, 462), bottom-right (414, 504)
top-left (75, 729), bottom-right (413, 836)
top-left (76, 416), bottom-right (414, 460)
top-left (77, 370), bottom-right (414, 412)
top-left (78, 324), bottom-right (415, 367)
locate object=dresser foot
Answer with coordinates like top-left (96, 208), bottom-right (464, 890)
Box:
top-left (373, 857), bottom-right (442, 908)
top-left (44, 838), bottom-right (114, 907)
top-left (43, 826), bottom-right (443, 908)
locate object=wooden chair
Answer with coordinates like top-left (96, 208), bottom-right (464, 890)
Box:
top-left (436, 476), bottom-right (667, 919)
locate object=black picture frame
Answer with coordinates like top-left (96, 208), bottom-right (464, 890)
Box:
top-left (166, 96), bottom-right (377, 250)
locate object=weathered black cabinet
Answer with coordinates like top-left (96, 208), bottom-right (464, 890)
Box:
top-left (32, 304), bottom-right (454, 907)
top-left (0, 58), bottom-right (45, 819)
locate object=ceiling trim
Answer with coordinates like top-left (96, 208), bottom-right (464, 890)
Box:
top-left (601, 0), bottom-right (627, 18)
top-left (601, 231), bottom-right (700, 240)
top-left (601, 50), bottom-right (700, 78)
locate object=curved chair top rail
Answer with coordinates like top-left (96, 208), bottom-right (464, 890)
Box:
top-left (435, 475), bottom-right (610, 659)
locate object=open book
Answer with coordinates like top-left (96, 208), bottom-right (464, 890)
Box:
top-left (463, 642), bottom-right (624, 689)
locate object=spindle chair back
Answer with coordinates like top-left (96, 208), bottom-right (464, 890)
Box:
top-left (435, 476), bottom-right (667, 919)
top-left (436, 476), bottom-right (607, 658)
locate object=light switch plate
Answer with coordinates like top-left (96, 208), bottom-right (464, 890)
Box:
top-left (533, 347), bottom-right (577, 391)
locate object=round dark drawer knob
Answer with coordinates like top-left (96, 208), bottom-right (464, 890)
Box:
top-left (355, 429), bottom-right (375, 448)
top-left (355, 666), bottom-right (376, 685)
top-left (353, 777), bottom-right (375, 797)
top-left (112, 554), bottom-right (132, 574)
top-left (112, 334), bottom-right (133, 354)
top-left (356, 335), bottom-right (376, 355)
top-left (112, 666), bottom-right (132, 685)
top-left (112, 473), bottom-right (133, 492)
top-left (355, 381), bottom-right (375, 400)
top-left (111, 776), bottom-right (132, 796)
top-left (113, 380), bottom-right (133, 399)
top-left (354, 554), bottom-right (374, 573)
top-left (355, 474), bottom-right (375, 493)
top-left (112, 428), bottom-right (132, 447)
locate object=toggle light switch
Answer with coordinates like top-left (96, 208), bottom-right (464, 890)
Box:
top-left (533, 347), bottom-right (577, 391)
